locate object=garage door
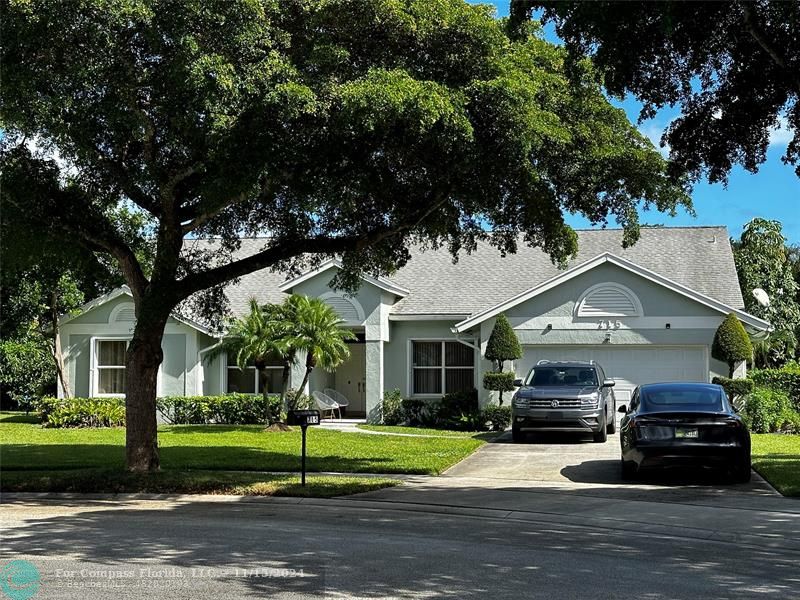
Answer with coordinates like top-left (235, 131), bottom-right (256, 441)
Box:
top-left (517, 346), bottom-right (708, 402)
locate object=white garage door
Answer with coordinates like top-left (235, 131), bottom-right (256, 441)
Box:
top-left (517, 346), bottom-right (708, 402)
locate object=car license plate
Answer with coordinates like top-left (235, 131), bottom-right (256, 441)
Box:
top-left (675, 428), bottom-right (698, 439)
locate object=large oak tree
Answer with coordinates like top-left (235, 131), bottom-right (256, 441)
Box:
top-left (1, 0), bottom-right (688, 471)
top-left (512, 0), bottom-right (800, 183)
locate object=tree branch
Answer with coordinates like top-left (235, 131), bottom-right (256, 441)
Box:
top-left (176, 192), bottom-right (451, 299)
top-left (741, 2), bottom-right (800, 96)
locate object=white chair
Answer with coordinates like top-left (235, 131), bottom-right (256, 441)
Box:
top-left (312, 391), bottom-right (341, 420)
top-left (324, 388), bottom-right (350, 417)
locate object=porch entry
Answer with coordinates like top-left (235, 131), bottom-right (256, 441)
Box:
top-left (332, 342), bottom-right (367, 416)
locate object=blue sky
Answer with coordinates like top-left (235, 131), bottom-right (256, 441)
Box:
top-left (471, 1), bottom-right (799, 244)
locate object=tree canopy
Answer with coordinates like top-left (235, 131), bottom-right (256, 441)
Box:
top-left (712, 313), bottom-right (754, 377)
top-left (1, 0), bottom-right (688, 470)
top-left (734, 218), bottom-right (800, 366)
top-left (513, 0), bottom-right (800, 183)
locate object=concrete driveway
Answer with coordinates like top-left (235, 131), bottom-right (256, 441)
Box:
top-left (441, 429), bottom-right (778, 507)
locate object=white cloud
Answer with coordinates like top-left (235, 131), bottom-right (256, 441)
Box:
top-left (639, 122), bottom-right (671, 158)
top-left (769, 116), bottom-right (794, 147)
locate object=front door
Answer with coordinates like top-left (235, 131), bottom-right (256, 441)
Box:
top-left (335, 343), bottom-right (366, 415)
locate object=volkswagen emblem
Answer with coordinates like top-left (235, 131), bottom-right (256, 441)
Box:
top-left (550, 399), bottom-right (559, 408)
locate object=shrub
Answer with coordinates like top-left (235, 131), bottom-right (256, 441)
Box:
top-left (382, 389), bottom-right (404, 425)
top-left (157, 394), bottom-right (282, 425)
top-left (438, 388), bottom-right (479, 420)
top-left (749, 362), bottom-right (800, 410)
top-left (484, 314), bottom-right (522, 365)
top-left (0, 339), bottom-right (54, 411)
top-left (741, 388), bottom-right (800, 433)
top-left (483, 314), bottom-right (522, 405)
top-left (712, 313), bottom-right (753, 377)
top-left (482, 371), bottom-right (515, 393)
top-left (35, 396), bottom-right (125, 428)
top-left (711, 376), bottom-right (754, 403)
top-left (483, 405), bottom-right (511, 431)
top-left (401, 398), bottom-right (429, 426)
top-left (285, 388), bottom-right (313, 412)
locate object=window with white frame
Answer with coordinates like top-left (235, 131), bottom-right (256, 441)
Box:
top-left (226, 353), bottom-right (285, 395)
top-left (95, 339), bottom-right (128, 396)
top-left (411, 340), bottom-right (475, 396)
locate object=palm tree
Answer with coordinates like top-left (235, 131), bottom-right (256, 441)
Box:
top-left (285, 295), bottom-right (356, 396)
top-left (210, 298), bottom-right (295, 421)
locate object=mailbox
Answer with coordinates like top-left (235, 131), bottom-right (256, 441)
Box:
top-left (289, 409), bottom-right (320, 486)
top-left (289, 409), bottom-right (321, 426)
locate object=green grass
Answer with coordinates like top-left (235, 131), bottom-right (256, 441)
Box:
top-left (0, 413), bottom-right (483, 476)
top-left (0, 469), bottom-right (398, 497)
top-left (357, 424), bottom-right (498, 439)
top-left (751, 434), bottom-right (800, 497)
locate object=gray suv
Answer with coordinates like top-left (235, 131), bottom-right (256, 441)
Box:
top-left (511, 360), bottom-right (616, 443)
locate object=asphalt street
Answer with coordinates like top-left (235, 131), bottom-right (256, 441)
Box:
top-left (2, 490), bottom-right (800, 600)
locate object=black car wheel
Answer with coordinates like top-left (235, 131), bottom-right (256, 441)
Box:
top-left (512, 426), bottom-right (525, 443)
top-left (621, 458), bottom-right (637, 480)
top-left (731, 455), bottom-right (752, 484)
top-left (606, 405), bottom-right (616, 434)
top-left (593, 412), bottom-right (608, 443)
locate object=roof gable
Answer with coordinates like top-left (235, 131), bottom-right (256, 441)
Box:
top-left (454, 253), bottom-right (770, 332)
top-left (279, 258), bottom-right (410, 297)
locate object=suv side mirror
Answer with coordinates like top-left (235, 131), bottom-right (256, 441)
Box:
top-left (602, 379), bottom-right (616, 388)
top-left (513, 378), bottom-right (524, 387)
top-left (617, 404), bottom-right (628, 413)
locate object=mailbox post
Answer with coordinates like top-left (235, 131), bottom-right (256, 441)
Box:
top-left (289, 410), bottom-right (320, 486)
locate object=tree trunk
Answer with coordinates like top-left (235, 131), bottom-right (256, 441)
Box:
top-left (280, 360), bottom-right (291, 406)
top-left (297, 367), bottom-right (313, 400)
top-left (125, 305), bottom-right (169, 472)
top-left (50, 290), bottom-right (71, 398)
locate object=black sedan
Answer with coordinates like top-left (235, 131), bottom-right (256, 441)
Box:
top-left (619, 382), bottom-right (751, 482)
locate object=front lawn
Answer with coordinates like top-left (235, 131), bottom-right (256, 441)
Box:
top-left (751, 434), bottom-right (800, 497)
top-left (0, 413), bottom-right (483, 476)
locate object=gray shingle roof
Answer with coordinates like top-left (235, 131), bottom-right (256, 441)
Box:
top-left (187, 226), bottom-right (744, 319)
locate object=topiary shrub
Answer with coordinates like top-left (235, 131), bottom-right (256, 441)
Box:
top-left (483, 405), bottom-right (511, 432)
top-left (712, 313), bottom-right (753, 377)
top-left (382, 389), bottom-right (404, 425)
top-left (712, 376), bottom-right (754, 403)
top-left (482, 372), bottom-right (515, 395)
top-left (483, 313), bottom-right (522, 405)
top-left (741, 388), bottom-right (800, 433)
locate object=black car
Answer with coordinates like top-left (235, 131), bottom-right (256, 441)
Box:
top-left (619, 382), bottom-right (751, 482)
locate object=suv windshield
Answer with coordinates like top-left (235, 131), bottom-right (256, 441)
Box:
top-left (526, 366), bottom-right (598, 387)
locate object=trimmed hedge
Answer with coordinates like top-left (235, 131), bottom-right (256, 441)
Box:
top-left (741, 388), bottom-right (800, 433)
top-left (157, 394), bottom-right (282, 425)
top-left (711, 376), bottom-right (754, 402)
top-left (33, 394), bottom-right (287, 428)
top-left (750, 363), bottom-right (800, 410)
top-left (35, 396), bottom-right (125, 428)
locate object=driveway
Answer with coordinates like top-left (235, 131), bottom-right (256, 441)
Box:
top-left (441, 429), bottom-right (778, 506)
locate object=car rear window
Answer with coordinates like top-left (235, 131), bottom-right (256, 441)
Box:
top-left (641, 388), bottom-right (724, 412)
top-left (526, 367), bottom-right (597, 387)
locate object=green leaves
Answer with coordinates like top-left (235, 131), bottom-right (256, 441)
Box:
top-left (712, 313), bottom-right (754, 377)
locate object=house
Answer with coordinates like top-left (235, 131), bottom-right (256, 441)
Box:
top-left (58, 226), bottom-right (770, 420)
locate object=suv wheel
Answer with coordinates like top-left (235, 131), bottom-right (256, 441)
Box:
top-left (512, 425), bottom-right (525, 443)
top-left (593, 411), bottom-right (608, 443)
top-left (606, 406), bottom-right (616, 434)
